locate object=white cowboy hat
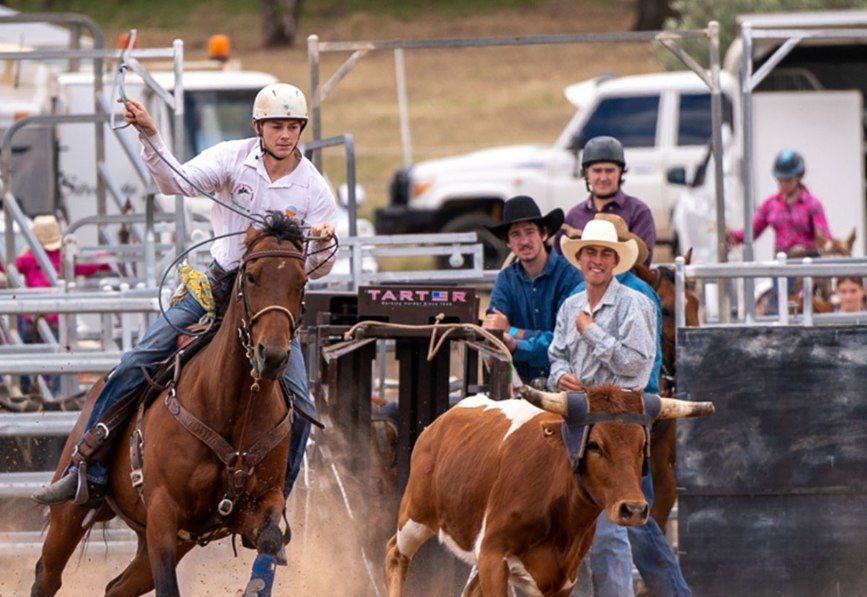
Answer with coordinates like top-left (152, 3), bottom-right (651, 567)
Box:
top-left (33, 215), bottom-right (62, 251)
top-left (560, 219), bottom-right (639, 276)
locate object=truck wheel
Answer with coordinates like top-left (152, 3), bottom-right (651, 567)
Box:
top-left (440, 212), bottom-right (509, 270)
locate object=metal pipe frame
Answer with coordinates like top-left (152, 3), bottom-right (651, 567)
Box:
top-left (1, 193), bottom-right (59, 287)
top-left (0, 22), bottom-right (184, 273)
top-left (0, 48), bottom-right (175, 61)
top-left (0, 296), bottom-right (158, 314)
top-left (0, 12), bottom-right (104, 49)
top-left (65, 212), bottom-right (179, 235)
top-left (0, 353), bottom-right (123, 375)
top-left (303, 134), bottom-right (358, 237)
top-left (0, 412), bottom-right (78, 437)
top-left (738, 23), bottom-right (867, 321)
top-left (171, 39), bottom-right (187, 255)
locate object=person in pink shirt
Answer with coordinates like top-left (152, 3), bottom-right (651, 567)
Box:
top-left (728, 149), bottom-right (832, 255)
top-left (14, 215), bottom-right (109, 393)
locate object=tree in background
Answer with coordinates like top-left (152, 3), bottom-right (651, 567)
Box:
top-left (633, 0), bottom-right (677, 30)
top-left (262, 0), bottom-right (304, 47)
top-left (663, 0), bottom-right (867, 67)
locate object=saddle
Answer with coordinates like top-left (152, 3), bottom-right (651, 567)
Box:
top-left (71, 324), bottom-right (220, 502)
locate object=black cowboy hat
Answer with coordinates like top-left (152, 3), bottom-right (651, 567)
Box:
top-left (486, 195), bottom-right (564, 241)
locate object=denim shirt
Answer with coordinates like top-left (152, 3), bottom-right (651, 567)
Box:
top-left (571, 271), bottom-right (663, 393)
top-left (488, 251), bottom-right (583, 382)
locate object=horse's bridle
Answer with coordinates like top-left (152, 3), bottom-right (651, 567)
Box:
top-left (235, 246), bottom-right (306, 382)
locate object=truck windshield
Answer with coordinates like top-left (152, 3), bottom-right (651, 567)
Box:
top-left (182, 88), bottom-right (258, 161)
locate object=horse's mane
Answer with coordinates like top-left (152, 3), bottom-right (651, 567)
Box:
top-left (246, 210), bottom-right (304, 249)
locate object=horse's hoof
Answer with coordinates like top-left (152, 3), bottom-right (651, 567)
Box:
top-left (274, 546), bottom-right (287, 566)
top-left (243, 578), bottom-right (267, 597)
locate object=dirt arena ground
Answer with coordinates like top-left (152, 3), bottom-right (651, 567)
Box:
top-left (0, 433), bottom-right (396, 596)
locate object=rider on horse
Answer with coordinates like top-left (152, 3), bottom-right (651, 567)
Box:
top-left (32, 82), bottom-right (336, 594)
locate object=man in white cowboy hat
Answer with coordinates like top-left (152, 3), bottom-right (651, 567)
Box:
top-left (550, 218), bottom-right (656, 597)
top-left (564, 214), bottom-right (692, 597)
top-left (482, 195), bottom-right (582, 383)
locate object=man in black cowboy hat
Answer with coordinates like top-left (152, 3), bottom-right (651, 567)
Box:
top-left (483, 195), bottom-right (582, 383)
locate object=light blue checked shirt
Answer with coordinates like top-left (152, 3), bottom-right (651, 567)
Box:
top-left (547, 276), bottom-right (656, 392)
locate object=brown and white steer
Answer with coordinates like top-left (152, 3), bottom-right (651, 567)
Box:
top-left (385, 385), bottom-right (713, 596)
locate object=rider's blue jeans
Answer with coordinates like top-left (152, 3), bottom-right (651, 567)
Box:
top-left (78, 291), bottom-right (314, 491)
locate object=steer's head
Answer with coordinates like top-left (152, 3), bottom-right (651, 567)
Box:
top-left (519, 384), bottom-right (713, 527)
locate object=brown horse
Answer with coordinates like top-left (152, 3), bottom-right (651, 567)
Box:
top-left (32, 215), bottom-right (308, 596)
top-left (633, 249), bottom-right (700, 532)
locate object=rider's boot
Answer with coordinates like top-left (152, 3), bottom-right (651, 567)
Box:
top-left (32, 425), bottom-right (109, 507)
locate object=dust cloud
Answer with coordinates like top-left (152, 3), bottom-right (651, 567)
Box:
top-left (0, 434), bottom-right (398, 596)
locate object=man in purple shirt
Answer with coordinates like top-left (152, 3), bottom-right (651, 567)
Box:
top-left (556, 136), bottom-right (656, 266)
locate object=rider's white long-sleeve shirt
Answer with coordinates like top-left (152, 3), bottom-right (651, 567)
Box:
top-left (141, 133), bottom-right (337, 277)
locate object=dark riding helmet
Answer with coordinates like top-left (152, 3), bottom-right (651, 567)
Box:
top-left (581, 136), bottom-right (626, 169)
top-left (772, 149), bottom-right (805, 180)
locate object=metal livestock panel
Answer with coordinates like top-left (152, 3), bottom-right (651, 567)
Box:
top-left (676, 325), bottom-right (867, 596)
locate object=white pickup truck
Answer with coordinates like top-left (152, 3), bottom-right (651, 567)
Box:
top-left (376, 70), bottom-right (736, 266)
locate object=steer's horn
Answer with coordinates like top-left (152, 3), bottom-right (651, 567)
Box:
top-left (657, 398), bottom-right (715, 420)
top-left (517, 385), bottom-right (567, 416)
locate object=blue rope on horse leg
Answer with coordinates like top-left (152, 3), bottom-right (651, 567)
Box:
top-left (244, 554), bottom-right (277, 597)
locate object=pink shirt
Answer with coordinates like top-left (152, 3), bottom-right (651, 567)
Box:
top-left (731, 187), bottom-right (831, 253)
top-left (15, 249), bottom-right (109, 323)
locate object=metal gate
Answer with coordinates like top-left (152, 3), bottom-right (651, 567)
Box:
top-left (674, 256), bottom-right (867, 596)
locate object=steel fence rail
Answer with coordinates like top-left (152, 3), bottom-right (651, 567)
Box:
top-left (674, 254), bottom-right (867, 327)
top-left (315, 29), bottom-right (712, 53)
top-left (0, 296), bottom-right (159, 314)
top-left (0, 412), bottom-right (77, 437)
top-left (0, 353), bottom-right (122, 375)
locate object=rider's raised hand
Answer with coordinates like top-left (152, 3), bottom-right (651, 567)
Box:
top-left (120, 98), bottom-right (158, 137)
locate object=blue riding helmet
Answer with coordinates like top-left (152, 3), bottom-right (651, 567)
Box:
top-left (773, 149), bottom-right (805, 180)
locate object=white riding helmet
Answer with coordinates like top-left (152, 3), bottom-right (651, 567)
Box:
top-left (252, 83), bottom-right (308, 122)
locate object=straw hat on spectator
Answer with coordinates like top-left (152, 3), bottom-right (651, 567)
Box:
top-left (33, 215), bottom-right (62, 251)
top-left (560, 218), bottom-right (638, 276)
